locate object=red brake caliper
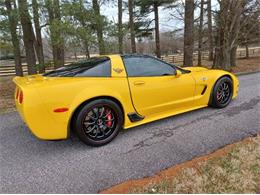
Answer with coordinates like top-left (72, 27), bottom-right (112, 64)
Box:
top-left (106, 110), bottom-right (112, 127)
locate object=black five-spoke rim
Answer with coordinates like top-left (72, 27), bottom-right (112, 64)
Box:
top-left (216, 82), bottom-right (231, 104)
top-left (82, 105), bottom-right (116, 141)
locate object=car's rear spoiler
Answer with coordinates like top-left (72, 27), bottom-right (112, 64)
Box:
top-left (13, 75), bottom-right (44, 88)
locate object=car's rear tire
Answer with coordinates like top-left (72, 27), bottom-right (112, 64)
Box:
top-left (210, 76), bottom-right (233, 108)
top-left (73, 99), bottom-right (123, 146)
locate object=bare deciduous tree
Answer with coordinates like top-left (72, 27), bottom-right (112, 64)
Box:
top-left (118, 0), bottom-right (123, 54)
top-left (45, 0), bottom-right (65, 68)
top-left (154, 1), bottom-right (161, 58)
top-left (32, 0), bottom-right (45, 73)
top-left (5, 0), bottom-right (23, 76)
top-left (128, 0), bottom-right (136, 53)
top-left (238, 0), bottom-right (260, 59)
top-left (18, 0), bottom-right (37, 74)
top-left (207, 0), bottom-right (213, 61)
top-left (92, 0), bottom-right (106, 54)
top-left (197, 0), bottom-right (204, 66)
top-left (213, 0), bottom-right (244, 70)
top-left (183, 0), bottom-right (194, 66)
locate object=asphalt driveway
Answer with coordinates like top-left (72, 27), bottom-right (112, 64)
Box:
top-left (1, 72), bottom-right (260, 193)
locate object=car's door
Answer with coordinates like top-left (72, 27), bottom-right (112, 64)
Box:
top-left (122, 55), bottom-right (196, 117)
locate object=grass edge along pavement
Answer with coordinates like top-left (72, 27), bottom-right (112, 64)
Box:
top-left (100, 135), bottom-right (260, 194)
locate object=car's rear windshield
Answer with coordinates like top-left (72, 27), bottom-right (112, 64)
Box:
top-left (43, 57), bottom-right (111, 77)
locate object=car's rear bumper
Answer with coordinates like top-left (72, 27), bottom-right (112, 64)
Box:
top-left (14, 79), bottom-right (68, 140)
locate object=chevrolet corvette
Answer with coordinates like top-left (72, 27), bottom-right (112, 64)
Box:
top-left (13, 54), bottom-right (239, 146)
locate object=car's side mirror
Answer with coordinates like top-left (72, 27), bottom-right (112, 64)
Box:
top-left (175, 69), bottom-right (182, 78)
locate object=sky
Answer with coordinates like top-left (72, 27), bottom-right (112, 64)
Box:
top-left (100, 0), bottom-right (219, 33)
top-left (100, 2), bottom-right (185, 32)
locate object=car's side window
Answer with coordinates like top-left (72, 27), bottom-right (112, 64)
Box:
top-left (43, 57), bottom-right (111, 77)
top-left (75, 60), bottom-right (111, 77)
top-left (123, 56), bottom-right (175, 77)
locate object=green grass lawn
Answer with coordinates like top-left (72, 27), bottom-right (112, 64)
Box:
top-left (132, 136), bottom-right (260, 194)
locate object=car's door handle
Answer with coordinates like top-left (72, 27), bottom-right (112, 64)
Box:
top-left (134, 81), bottom-right (145, 86)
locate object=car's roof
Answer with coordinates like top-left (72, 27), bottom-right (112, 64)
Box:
top-left (105, 54), bottom-right (153, 59)
top-left (120, 54), bottom-right (153, 58)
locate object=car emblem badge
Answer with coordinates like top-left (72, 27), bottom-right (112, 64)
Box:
top-left (201, 77), bottom-right (207, 81)
top-left (113, 68), bottom-right (124, 74)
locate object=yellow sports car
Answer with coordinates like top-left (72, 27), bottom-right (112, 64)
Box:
top-left (13, 54), bottom-right (239, 146)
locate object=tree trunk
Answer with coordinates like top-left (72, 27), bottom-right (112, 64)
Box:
top-left (84, 40), bottom-right (90, 58)
top-left (92, 0), bottom-right (106, 54)
top-left (128, 0), bottom-right (136, 53)
top-left (207, 0), bottom-right (213, 61)
top-left (53, 0), bottom-right (64, 67)
top-left (5, 0), bottom-right (23, 76)
top-left (213, 0), bottom-right (243, 71)
top-left (78, 0), bottom-right (90, 59)
top-left (45, 0), bottom-right (56, 67)
top-left (230, 46), bottom-right (237, 67)
top-left (32, 0), bottom-right (45, 73)
top-left (118, 0), bottom-right (123, 54)
top-left (45, 0), bottom-right (64, 68)
top-left (229, 1), bottom-right (243, 68)
top-left (154, 2), bottom-right (161, 58)
top-left (198, 0), bottom-right (204, 66)
top-left (18, 0), bottom-right (37, 75)
top-left (212, 2), bottom-right (230, 71)
top-left (183, 0), bottom-right (194, 67)
top-left (245, 40), bottom-right (249, 58)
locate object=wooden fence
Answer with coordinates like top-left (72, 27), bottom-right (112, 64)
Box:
top-left (161, 47), bottom-right (260, 64)
top-left (0, 47), bottom-right (259, 77)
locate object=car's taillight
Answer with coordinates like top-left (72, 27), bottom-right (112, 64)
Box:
top-left (19, 90), bottom-right (23, 103)
top-left (16, 88), bottom-right (20, 99)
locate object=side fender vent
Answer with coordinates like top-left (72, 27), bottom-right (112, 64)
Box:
top-left (201, 86), bottom-right (207, 95)
top-left (128, 112), bottom-right (145, 122)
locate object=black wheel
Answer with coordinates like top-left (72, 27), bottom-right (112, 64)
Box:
top-left (73, 99), bottom-right (123, 146)
top-left (210, 76), bottom-right (233, 108)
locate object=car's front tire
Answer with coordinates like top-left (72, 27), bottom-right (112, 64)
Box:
top-left (73, 99), bottom-right (123, 146)
top-left (210, 76), bottom-right (233, 108)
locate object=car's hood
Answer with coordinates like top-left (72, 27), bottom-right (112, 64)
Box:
top-left (182, 67), bottom-right (209, 72)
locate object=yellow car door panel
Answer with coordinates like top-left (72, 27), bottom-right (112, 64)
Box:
top-left (128, 75), bottom-right (195, 116)
top-left (122, 55), bottom-right (196, 117)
